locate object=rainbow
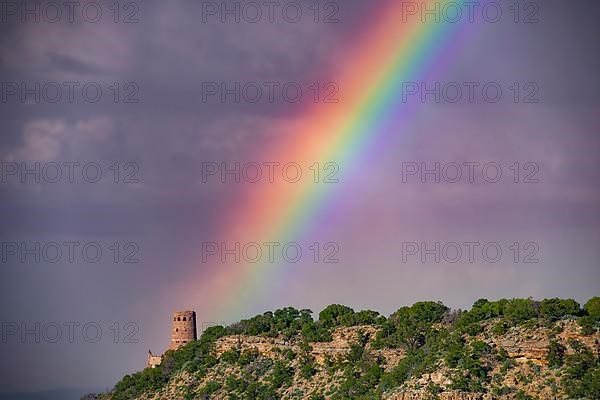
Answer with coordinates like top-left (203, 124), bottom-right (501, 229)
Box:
top-left (191, 0), bottom-right (472, 322)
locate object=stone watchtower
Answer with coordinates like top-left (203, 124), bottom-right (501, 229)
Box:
top-left (170, 310), bottom-right (197, 350)
top-left (147, 310), bottom-right (197, 368)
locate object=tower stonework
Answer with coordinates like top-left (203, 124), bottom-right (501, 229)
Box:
top-left (146, 310), bottom-right (197, 368)
top-left (170, 310), bottom-right (197, 350)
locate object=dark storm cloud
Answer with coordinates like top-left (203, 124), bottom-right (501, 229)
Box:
top-left (46, 51), bottom-right (109, 76)
top-left (0, 0), bottom-right (599, 394)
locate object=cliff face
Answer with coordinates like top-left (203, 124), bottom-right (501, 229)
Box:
top-left (103, 320), bottom-right (597, 400)
top-left (491, 320), bottom-right (599, 364)
top-left (387, 393), bottom-right (484, 400)
top-left (96, 299), bottom-right (600, 400)
top-left (384, 320), bottom-right (598, 400)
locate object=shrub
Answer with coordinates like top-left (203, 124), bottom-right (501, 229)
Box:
top-left (562, 339), bottom-right (600, 398)
top-left (199, 380), bottom-right (221, 396)
top-left (464, 322), bottom-right (484, 336)
top-left (374, 301), bottom-right (448, 351)
top-left (578, 315), bottom-right (596, 335)
top-left (221, 349), bottom-right (240, 364)
top-left (540, 298), bottom-right (580, 321)
top-left (318, 304), bottom-right (355, 327)
top-left (353, 309), bottom-right (385, 325)
top-left (502, 298), bottom-right (539, 323)
top-left (584, 297), bottom-right (600, 319)
top-left (269, 360), bottom-right (294, 389)
top-left (492, 320), bottom-right (509, 335)
top-left (547, 339), bottom-right (565, 368)
top-left (300, 358), bottom-right (318, 379)
top-left (301, 321), bottom-right (332, 342)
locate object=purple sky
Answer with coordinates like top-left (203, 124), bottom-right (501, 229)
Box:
top-left (0, 0), bottom-right (599, 395)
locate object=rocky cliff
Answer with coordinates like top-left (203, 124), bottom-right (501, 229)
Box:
top-left (91, 298), bottom-right (600, 400)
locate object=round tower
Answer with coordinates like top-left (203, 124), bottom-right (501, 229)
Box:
top-left (170, 310), bottom-right (197, 350)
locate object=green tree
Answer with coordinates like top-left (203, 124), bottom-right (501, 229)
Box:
top-left (584, 297), bottom-right (600, 319)
top-left (540, 298), bottom-right (580, 321)
top-left (562, 339), bottom-right (600, 398)
top-left (301, 320), bottom-right (332, 342)
top-left (353, 310), bottom-right (385, 325)
top-left (547, 339), bottom-right (565, 368)
top-left (503, 298), bottom-right (539, 323)
top-left (269, 360), bottom-right (294, 389)
top-left (318, 304), bottom-right (355, 327)
top-left (578, 315), bottom-right (596, 335)
top-left (378, 301), bottom-right (448, 351)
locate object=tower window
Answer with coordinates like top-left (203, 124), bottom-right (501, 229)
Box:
top-left (183, 317), bottom-right (186, 321)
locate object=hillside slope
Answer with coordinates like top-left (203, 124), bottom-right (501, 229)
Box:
top-left (89, 298), bottom-right (600, 400)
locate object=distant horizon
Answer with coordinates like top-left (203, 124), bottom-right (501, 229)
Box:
top-left (0, 388), bottom-right (106, 399)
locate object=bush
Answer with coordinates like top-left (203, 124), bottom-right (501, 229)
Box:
top-left (199, 380), bottom-right (221, 396)
top-left (301, 321), bottom-right (332, 342)
top-left (584, 297), bottom-right (600, 319)
top-left (374, 301), bottom-right (448, 351)
top-left (460, 298), bottom-right (546, 326)
top-left (221, 349), bottom-right (240, 364)
top-left (233, 307), bottom-right (313, 338)
top-left (300, 357), bottom-right (317, 379)
top-left (540, 298), bottom-right (580, 321)
top-left (244, 382), bottom-right (278, 400)
top-left (318, 304), bottom-right (355, 327)
top-left (578, 315), bottom-right (596, 335)
top-left (547, 339), bottom-right (565, 368)
top-left (464, 322), bottom-right (484, 336)
top-left (225, 376), bottom-right (247, 392)
top-left (492, 320), bottom-right (509, 335)
top-left (561, 339), bottom-right (600, 398)
top-left (353, 309), bottom-right (386, 325)
top-left (515, 389), bottom-right (534, 400)
top-left (269, 360), bottom-right (294, 389)
top-left (503, 298), bottom-right (539, 323)
top-left (444, 335), bottom-right (466, 368)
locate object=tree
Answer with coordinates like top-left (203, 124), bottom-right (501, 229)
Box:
top-left (547, 339), bottom-right (565, 368)
top-left (301, 321), bottom-right (332, 342)
top-left (353, 310), bottom-right (385, 325)
top-left (408, 301), bottom-right (449, 323)
top-left (540, 298), bottom-right (580, 321)
top-left (562, 339), bottom-right (600, 398)
top-left (584, 297), bottom-right (600, 319)
top-left (269, 360), bottom-right (294, 389)
top-left (318, 304), bottom-right (355, 327)
top-left (503, 298), bottom-right (539, 322)
top-left (376, 301), bottom-right (449, 351)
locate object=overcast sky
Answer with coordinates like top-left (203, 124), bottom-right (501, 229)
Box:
top-left (0, 0), bottom-right (599, 394)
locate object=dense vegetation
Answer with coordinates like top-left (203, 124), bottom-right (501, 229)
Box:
top-left (92, 297), bottom-right (600, 400)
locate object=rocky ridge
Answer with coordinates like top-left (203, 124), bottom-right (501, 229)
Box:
top-left (91, 298), bottom-right (600, 400)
